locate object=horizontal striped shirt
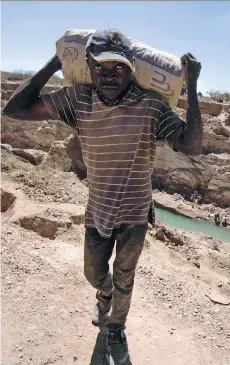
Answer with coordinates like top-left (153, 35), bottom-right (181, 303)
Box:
top-left (41, 83), bottom-right (185, 237)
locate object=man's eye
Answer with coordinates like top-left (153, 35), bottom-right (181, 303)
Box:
top-left (116, 63), bottom-right (124, 69)
top-left (94, 64), bottom-right (102, 70)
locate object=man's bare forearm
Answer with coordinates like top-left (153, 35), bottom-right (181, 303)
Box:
top-left (175, 80), bottom-right (203, 155)
top-left (174, 52), bottom-right (203, 157)
top-left (3, 55), bottom-right (61, 117)
top-left (186, 81), bottom-right (203, 151)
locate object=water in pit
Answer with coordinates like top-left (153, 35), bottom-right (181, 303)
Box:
top-left (155, 208), bottom-right (230, 243)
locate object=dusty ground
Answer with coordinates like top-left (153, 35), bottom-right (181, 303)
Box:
top-left (1, 152), bottom-right (230, 365)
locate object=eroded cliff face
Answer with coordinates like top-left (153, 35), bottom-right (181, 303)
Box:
top-left (1, 81), bottom-right (230, 207)
top-left (152, 106), bottom-right (230, 207)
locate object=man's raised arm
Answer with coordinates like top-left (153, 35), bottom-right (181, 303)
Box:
top-left (174, 53), bottom-right (203, 155)
top-left (156, 53), bottom-right (203, 156)
top-left (2, 55), bottom-right (62, 121)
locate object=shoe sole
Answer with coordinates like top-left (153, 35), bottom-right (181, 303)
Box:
top-left (106, 354), bottom-right (132, 365)
top-left (106, 354), bottom-right (115, 365)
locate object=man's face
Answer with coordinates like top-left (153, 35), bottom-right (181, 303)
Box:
top-left (87, 56), bottom-right (133, 101)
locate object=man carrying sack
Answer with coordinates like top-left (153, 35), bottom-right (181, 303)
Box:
top-left (3, 28), bottom-right (202, 364)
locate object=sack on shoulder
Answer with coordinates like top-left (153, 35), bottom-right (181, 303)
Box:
top-left (56, 29), bottom-right (185, 108)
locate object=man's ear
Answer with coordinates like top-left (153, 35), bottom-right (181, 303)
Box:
top-left (132, 57), bottom-right (136, 67)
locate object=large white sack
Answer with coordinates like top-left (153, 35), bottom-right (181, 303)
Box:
top-left (56, 29), bottom-right (185, 108)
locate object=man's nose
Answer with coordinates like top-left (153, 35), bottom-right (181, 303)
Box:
top-left (102, 73), bottom-right (117, 82)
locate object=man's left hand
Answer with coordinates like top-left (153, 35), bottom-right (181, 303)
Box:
top-left (181, 53), bottom-right (201, 84)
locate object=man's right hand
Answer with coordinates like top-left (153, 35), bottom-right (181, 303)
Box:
top-left (181, 53), bottom-right (201, 85)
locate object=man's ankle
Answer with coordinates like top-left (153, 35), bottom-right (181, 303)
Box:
top-left (106, 324), bottom-right (125, 332)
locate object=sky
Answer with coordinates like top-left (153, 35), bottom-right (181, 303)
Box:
top-left (1, 1), bottom-right (230, 95)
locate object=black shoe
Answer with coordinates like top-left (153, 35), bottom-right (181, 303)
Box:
top-left (106, 331), bottom-right (132, 365)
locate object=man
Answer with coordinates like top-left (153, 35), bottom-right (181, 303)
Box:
top-left (3, 28), bottom-right (202, 364)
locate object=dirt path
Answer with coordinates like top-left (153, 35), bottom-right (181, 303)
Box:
top-left (1, 156), bottom-right (230, 365)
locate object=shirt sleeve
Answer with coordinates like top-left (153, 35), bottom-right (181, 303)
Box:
top-left (41, 87), bottom-right (78, 130)
top-left (156, 100), bottom-right (185, 150)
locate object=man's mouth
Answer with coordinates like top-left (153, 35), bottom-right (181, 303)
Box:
top-left (101, 85), bottom-right (119, 89)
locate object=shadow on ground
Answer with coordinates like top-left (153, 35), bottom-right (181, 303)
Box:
top-left (89, 329), bottom-right (111, 365)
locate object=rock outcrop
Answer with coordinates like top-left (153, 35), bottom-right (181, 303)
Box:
top-left (1, 81), bottom-right (230, 207)
top-left (178, 97), bottom-right (230, 116)
top-left (152, 146), bottom-right (230, 207)
top-left (41, 134), bottom-right (86, 179)
top-left (11, 148), bottom-right (47, 165)
top-left (1, 117), bottom-right (72, 150)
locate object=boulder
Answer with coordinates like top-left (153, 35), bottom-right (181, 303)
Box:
top-left (1, 143), bottom-right (13, 153)
top-left (1, 189), bottom-right (16, 212)
top-left (155, 228), bottom-right (165, 241)
top-left (12, 148), bottom-right (47, 165)
top-left (153, 144), bottom-right (211, 193)
top-left (41, 134), bottom-right (86, 179)
top-left (1, 116), bottom-right (72, 151)
top-left (34, 121), bottom-right (72, 149)
top-left (16, 206), bottom-right (85, 240)
top-left (153, 146), bottom-right (230, 208)
top-left (202, 154), bottom-right (230, 207)
top-left (19, 215), bottom-right (72, 240)
top-left (42, 140), bottom-right (71, 171)
top-left (202, 131), bottom-right (230, 154)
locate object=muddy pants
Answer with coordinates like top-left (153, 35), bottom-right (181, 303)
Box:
top-left (84, 223), bottom-right (148, 330)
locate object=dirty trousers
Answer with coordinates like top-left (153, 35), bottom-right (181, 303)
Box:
top-left (84, 223), bottom-right (148, 330)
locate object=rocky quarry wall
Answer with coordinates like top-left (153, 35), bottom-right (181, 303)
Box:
top-left (1, 81), bottom-right (230, 208)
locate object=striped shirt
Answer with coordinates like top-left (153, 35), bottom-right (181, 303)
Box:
top-left (41, 83), bottom-right (185, 238)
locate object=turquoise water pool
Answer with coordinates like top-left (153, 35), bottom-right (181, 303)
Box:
top-left (155, 208), bottom-right (230, 242)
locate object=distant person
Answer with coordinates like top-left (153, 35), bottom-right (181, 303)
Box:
top-left (3, 28), bottom-right (202, 364)
top-left (190, 190), bottom-right (197, 202)
top-left (221, 215), bottom-right (227, 227)
top-left (214, 213), bottom-right (220, 226)
top-left (196, 194), bottom-right (202, 204)
top-left (190, 190), bottom-right (202, 204)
